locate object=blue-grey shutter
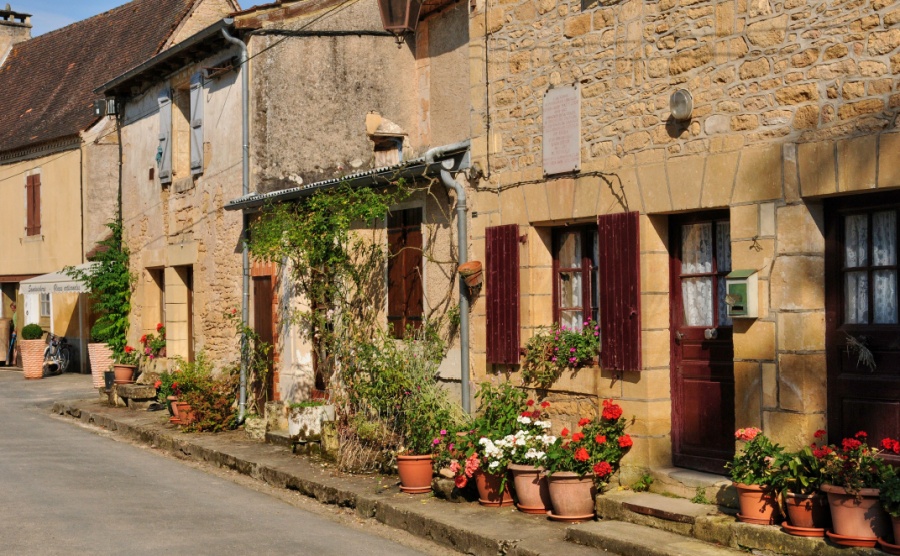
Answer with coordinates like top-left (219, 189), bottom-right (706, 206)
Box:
top-left (157, 88), bottom-right (172, 184)
top-left (189, 73), bottom-right (204, 176)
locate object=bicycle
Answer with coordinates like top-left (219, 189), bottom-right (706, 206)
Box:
top-left (42, 333), bottom-right (72, 377)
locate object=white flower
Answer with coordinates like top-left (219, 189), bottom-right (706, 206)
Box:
top-left (489, 461), bottom-right (500, 469)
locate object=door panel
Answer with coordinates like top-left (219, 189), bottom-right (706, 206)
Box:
top-left (671, 213), bottom-right (734, 474)
top-left (253, 276), bottom-right (275, 403)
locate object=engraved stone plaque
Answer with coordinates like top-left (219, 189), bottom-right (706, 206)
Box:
top-left (543, 84), bottom-right (581, 176)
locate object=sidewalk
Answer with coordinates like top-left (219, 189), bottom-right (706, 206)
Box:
top-left (50, 398), bottom-right (881, 556)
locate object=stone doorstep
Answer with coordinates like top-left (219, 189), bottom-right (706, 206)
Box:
top-left (596, 490), bottom-right (881, 556)
top-left (568, 520), bottom-right (746, 556)
top-left (50, 400), bottom-right (601, 556)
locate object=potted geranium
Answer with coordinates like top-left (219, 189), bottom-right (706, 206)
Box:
top-left (506, 399), bottom-right (556, 514)
top-left (821, 431), bottom-right (891, 543)
top-left (113, 345), bottom-right (140, 384)
top-left (727, 427), bottom-right (783, 525)
top-left (19, 323), bottom-right (45, 379)
top-left (770, 429), bottom-right (831, 534)
top-left (879, 443), bottom-right (900, 549)
top-left (543, 399), bottom-right (632, 522)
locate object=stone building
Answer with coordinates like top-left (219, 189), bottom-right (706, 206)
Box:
top-left (0, 0), bottom-right (232, 371)
top-left (462, 0), bottom-right (900, 485)
top-left (223, 0), bottom-right (472, 404)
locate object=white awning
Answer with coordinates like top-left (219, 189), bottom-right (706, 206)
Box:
top-left (19, 263), bottom-right (98, 295)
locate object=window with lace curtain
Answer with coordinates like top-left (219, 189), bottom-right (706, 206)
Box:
top-left (842, 209), bottom-right (898, 325)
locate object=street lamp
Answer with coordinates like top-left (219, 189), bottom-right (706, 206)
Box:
top-left (376, 0), bottom-right (422, 45)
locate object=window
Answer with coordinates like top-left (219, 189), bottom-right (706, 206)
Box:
top-left (678, 220), bottom-right (732, 327)
top-left (39, 293), bottom-right (50, 318)
top-left (25, 173), bottom-right (41, 236)
top-left (842, 209), bottom-right (898, 325)
top-left (157, 73), bottom-right (203, 186)
top-left (387, 208), bottom-right (423, 339)
top-left (553, 226), bottom-right (599, 330)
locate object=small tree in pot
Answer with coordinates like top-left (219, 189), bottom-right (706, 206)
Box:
top-left (19, 323), bottom-right (45, 379)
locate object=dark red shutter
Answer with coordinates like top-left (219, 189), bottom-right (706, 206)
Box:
top-left (32, 174), bottom-right (41, 235)
top-left (597, 211), bottom-right (641, 371)
top-left (387, 209), bottom-right (423, 339)
top-left (486, 224), bottom-right (520, 365)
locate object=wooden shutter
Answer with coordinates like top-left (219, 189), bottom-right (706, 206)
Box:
top-left (486, 224), bottom-right (520, 365)
top-left (157, 88), bottom-right (172, 184)
top-left (387, 209), bottom-right (423, 338)
top-left (25, 174), bottom-right (41, 236)
top-left (189, 73), bottom-right (204, 176)
top-left (597, 211), bottom-right (641, 372)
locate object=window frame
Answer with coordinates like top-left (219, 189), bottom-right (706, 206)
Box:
top-left (839, 207), bottom-right (899, 326)
top-left (39, 292), bottom-right (50, 318)
top-left (551, 225), bottom-right (598, 329)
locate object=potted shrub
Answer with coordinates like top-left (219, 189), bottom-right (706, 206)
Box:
top-left (506, 399), bottom-right (556, 514)
top-left (727, 427), bottom-right (783, 525)
top-left (770, 429), bottom-right (831, 535)
top-left (19, 323), bottom-right (45, 379)
top-left (112, 345), bottom-right (140, 384)
top-left (543, 399), bottom-right (632, 522)
top-left (879, 452), bottom-right (900, 549)
top-left (820, 431), bottom-right (891, 544)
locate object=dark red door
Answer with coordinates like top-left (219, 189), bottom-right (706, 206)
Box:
top-left (825, 194), bottom-right (900, 449)
top-left (670, 213), bottom-right (735, 474)
top-left (253, 276), bottom-right (275, 404)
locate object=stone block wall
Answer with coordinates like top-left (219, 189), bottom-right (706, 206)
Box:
top-left (464, 0), bottom-right (900, 473)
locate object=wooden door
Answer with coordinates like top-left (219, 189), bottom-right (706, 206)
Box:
top-left (252, 276), bottom-right (275, 404)
top-left (825, 194), bottom-right (900, 447)
top-left (670, 214), bottom-right (735, 474)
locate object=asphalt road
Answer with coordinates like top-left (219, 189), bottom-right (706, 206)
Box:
top-left (0, 370), bottom-right (435, 556)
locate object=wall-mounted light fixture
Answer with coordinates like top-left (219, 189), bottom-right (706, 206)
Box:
top-left (376, 0), bottom-right (423, 45)
top-left (670, 89), bottom-right (693, 121)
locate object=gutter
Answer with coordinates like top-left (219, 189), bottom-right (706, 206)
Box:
top-left (220, 27), bottom-right (251, 424)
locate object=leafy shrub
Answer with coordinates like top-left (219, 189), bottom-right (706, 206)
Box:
top-left (521, 321), bottom-right (601, 387)
top-left (21, 324), bottom-right (44, 340)
top-left (727, 428), bottom-right (783, 486)
top-left (164, 353), bottom-right (238, 433)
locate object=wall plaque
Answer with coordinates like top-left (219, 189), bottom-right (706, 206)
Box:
top-left (542, 84), bottom-right (581, 176)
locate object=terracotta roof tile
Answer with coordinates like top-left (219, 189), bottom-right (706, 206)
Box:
top-left (0, 0), bottom-right (196, 154)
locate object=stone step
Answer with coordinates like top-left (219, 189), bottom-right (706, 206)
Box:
top-left (567, 520), bottom-right (745, 556)
top-left (596, 490), bottom-right (723, 537)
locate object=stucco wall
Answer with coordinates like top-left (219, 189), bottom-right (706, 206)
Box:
top-left (120, 49), bottom-right (244, 368)
top-left (464, 0), bottom-right (900, 474)
top-left (82, 118), bottom-right (121, 258)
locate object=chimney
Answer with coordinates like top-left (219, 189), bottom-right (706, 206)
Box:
top-left (0, 4), bottom-right (31, 65)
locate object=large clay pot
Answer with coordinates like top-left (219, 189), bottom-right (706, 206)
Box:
top-left (474, 468), bottom-right (514, 507)
top-left (508, 463), bottom-right (551, 514)
top-left (87, 343), bottom-right (114, 388)
top-left (174, 401), bottom-right (196, 425)
top-left (20, 338), bottom-right (45, 379)
top-left (547, 471), bottom-right (596, 519)
top-left (113, 364), bottom-right (137, 384)
top-left (821, 483), bottom-right (890, 539)
top-left (734, 482), bottom-right (780, 525)
top-left (785, 491), bottom-right (831, 529)
top-left (397, 454), bottom-right (433, 494)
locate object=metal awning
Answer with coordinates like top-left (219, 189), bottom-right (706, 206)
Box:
top-left (224, 143), bottom-right (470, 212)
top-left (19, 263), bottom-right (98, 295)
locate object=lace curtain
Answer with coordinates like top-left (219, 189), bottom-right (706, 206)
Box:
top-left (681, 223), bottom-right (713, 327)
top-left (844, 211), bottom-right (898, 324)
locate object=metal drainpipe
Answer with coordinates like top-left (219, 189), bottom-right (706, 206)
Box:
top-left (221, 27), bottom-right (250, 423)
top-left (424, 140), bottom-right (471, 413)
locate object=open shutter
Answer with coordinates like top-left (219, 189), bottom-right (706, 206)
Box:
top-left (25, 175), bottom-right (34, 235)
top-left (189, 73), bottom-right (204, 176)
top-left (32, 173), bottom-right (41, 235)
top-left (387, 209), bottom-right (423, 338)
top-left (597, 211), bottom-right (641, 371)
top-left (157, 88), bottom-right (172, 184)
top-left (486, 224), bottom-right (520, 365)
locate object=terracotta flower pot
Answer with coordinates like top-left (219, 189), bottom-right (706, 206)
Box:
top-left (547, 471), bottom-right (596, 520)
top-left (785, 491), bottom-right (831, 530)
top-left (508, 463), bottom-right (551, 514)
top-left (734, 482), bottom-right (780, 525)
top-left (174, 401), bottom-right (196, 425)
top-left (397, 454), bottom-right (433, 494)
top-left (821, 483), bottom-right (890, 539)
top-left (113, 363), bottom-right (137, 384)
top-left (474, 468), bottom-right (514, 507)
top-left (87, 343), bottom-right (114, 388)
top-left (20, 338), bottom-right (45, 379)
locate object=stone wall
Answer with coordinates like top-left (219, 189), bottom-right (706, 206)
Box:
top-left (465, 0), bottom-right (900, 473)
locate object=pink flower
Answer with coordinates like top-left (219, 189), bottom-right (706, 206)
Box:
top-left (440, 429), bottom-right (447, 436)
top-left (449, 461), bottom-right (460, 474)
top-left (433, 438), bottom-right (441, 445)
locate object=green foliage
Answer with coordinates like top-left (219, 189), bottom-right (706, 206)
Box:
top-left (64, 220), bottom-right (132, 353)
top-left (630, 474), bottom-right (654, 492)
top-left (544, 399), bottom-right (632, 487)
top-left (521, 321), bottom-right (601, 387)
top-left (21, 323), bottom-right (44, 340)
top-left (880, 466), bottom-right (900, 518)
top-left (726, 428), bottom-right (783, 486)
top-left (821, 432), bottom-right (888, 496)
top-left (163, 352), bottom-right (238, 433)
top-left (770, 432), bottom-right (829, 497)
top-left (224, 308), bottom-right (271, 414)
top-left (115, 345), bottom-right (141, 366)
top-left (470, 382), bottom-right (527, 439)
top-left (289, 400), bottom-right (326, 409)
top-left (691, 487), bottom-right (711, 504)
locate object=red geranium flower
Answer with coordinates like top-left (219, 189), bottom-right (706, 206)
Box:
top-left (855, 431), bottom-right (868, 439)
top-left (578, 417), bottom-right (592, 427)
top-left (455, 475), bottom-right (468, 489)
top-left (140, 334), bottom-right (147, 344)
top-left (882, 438), bottom-right (900, 454)
top-left (842, 438), bottom-right (862, 451)
top-left (526, 399), bottom-right (535, 407)
top-left (532, 410), bottom-right (541, 418)
top-left (574, 447), bottom-right (590, 462)
top-left (602, 399), bottom-right (623, 420)
top-left (618, 434), bottom-right (633, 448)
top-left (814, 429), bottom-right (826, 439)
top-left (572, 432), bottom-right (585, 442)
top-left (540, 401), bottom-right (550, 408)
top-left (156, 323), bottom-right (164, 332)
top-left (124, 346), bottom-right (134, 353)
top-left (521, 411), bottom-right (532, 417)
top-left (560, 427), bottom-right (569, 437)
top-left (154, 380), bottom-right (162, 389)
top-left (593, 461), bottom-right (612, 477)
top-left (595, 434), bottom-right (606, 444)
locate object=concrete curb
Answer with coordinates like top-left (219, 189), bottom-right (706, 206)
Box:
top-left (51, 399), bottom-right (603, 556)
